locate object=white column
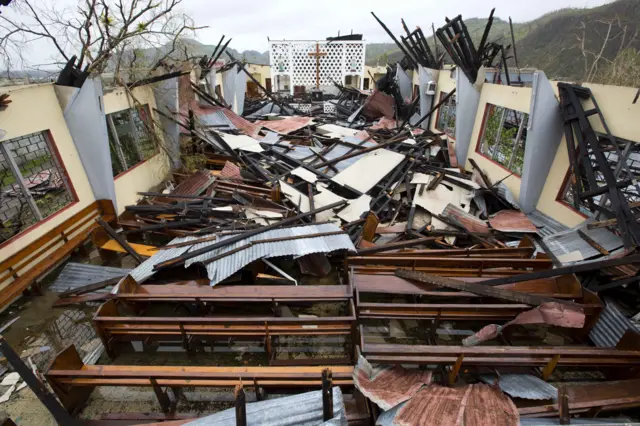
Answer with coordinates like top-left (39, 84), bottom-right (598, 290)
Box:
top-left (288, 42), bottom-right (294, 96)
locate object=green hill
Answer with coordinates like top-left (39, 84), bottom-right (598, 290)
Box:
top-left (366, 0), bottom-right (640, 83)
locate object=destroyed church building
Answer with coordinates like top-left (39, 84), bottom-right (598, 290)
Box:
top-left (2, 5), bottom-right (640, 426)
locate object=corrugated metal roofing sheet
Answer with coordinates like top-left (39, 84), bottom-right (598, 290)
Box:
top-left (255, 116), bottom-right (314, 134)
top-left (375, 403), bottom-right (406, 426)
top-left (185, 223), bottom-right (355, 285)
top-left (489, 210), bottom-right (537, 233)
top-left (157, 170), bottom-right (215, 203)
top-left (542, 225), bottom-right (623, 265)
top-left (479, 374), bottom-right (557, 400)
top-left (49, 263), bottom-right (131, 293)
top-left (185, 388), bottom-right (347, 426)
top-left (589, 299), bottom-right (640, 348)
top-left (182, 101), bottom-right (261, 137)
top-left (129, 235), bottom-right (200, 283)
top-left (526, 210), bottom-right (569, 238)
top-left (220, 161), bottom-right (242, 180)
top-left (353, 355), bottom-right (432, 411)
top-left (393, 383), bottom-right (519, 426)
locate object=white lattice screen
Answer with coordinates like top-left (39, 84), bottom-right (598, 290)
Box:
top-left (269, 40), bottom-right (365, 93)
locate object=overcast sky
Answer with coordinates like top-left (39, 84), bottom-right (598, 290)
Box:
top-left (188, 0), bottom-right (614, 51)
top-left (3, 0), bottom-right (615, 67)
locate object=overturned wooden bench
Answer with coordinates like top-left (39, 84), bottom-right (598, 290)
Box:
top-left (93, 298), bottom-right (356, 363)
top-left (45, 345), bottom-right (354, 414)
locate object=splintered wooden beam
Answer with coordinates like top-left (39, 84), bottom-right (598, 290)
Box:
top-left (395, 269), bottom-right (580, 307)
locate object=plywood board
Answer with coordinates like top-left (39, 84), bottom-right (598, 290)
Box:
top-left (331, 149), bottom-right (405, 193)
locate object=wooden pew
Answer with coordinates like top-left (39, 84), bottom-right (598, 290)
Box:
top-left (45, 345), bottom-right (354, 414)
top-left (0, 200), bottom-right (116, 312)
top-left (93, 299), bottom-right (356, 362)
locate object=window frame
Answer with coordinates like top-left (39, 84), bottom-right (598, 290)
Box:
top-left (0, 130), bottom-right (79, 247)
top-left (555, 167), bottom-right (590, 218)
top-left (475, 103), bottom-right (529, 177)
top-left (434, 91), bottom-right (456, 140)
top-left (106, 104), bottom-right (158, 179)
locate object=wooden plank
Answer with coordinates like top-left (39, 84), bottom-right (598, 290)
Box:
top-left (361, 212), bottom-right (379, 242)
top-left (100, 239), bottom-right (158, 257)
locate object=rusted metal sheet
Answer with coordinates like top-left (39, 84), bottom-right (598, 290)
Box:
top-left (363, 90), bottom-right (395, 120)
top-left (171, 170), bottom-right (216, 196)
top-left (463, 302), bottom-right (586, 346)
top-left (353, 355), bottom-right (432, 411)
top-left (489, 210), bottom-right (537, 233)
top-left (255, 116), bottom-right (314, 134)
top-left (442, 203), bottom-right (490, 235)
top-left (393, 383), bottom-right (518, 426)
top-left (182, 101), bottom-right (261, 137)
top-left (220, 161), bottom-right (242, 180)
top-left (152, 171), bottom-right (215, 204)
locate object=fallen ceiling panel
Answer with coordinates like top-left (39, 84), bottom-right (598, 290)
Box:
top-left (214, 131), bottom-right (263, 153)
top-left (337, 195), bottom-right (372, 223)
top-left (331, 149), bottom-right (405, 193)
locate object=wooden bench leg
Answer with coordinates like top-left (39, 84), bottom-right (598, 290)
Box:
top-left (150, 378), bottom-right (171, 414)
top-left (542, 354), bottom-right (561, 381)
top-left (448, 354), bottom-right (464, 386)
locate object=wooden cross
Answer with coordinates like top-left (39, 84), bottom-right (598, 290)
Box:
top-left (308, 42), bottom-right (327, 89)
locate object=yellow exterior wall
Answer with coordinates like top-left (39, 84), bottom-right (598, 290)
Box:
top-left (464, 83), bottom-right (532, 202)
top-left (103, 85), bottom-right (171, 214)
top-left (582, 83), bottom-right (640, 142)
top-left (535, 134), bottom-right (586, 227)
top-left (431, 66), bottom-right (456, 134)
top-left (533, 81), bottom-right (640, 228)
top-left (364, 65), bottom-right (387, 87)
top-left (245, 63), bottom-right (270, 87)
top-left (0, 83), bottom-right (95, 259)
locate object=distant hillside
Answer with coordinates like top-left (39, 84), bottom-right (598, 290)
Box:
top-left (365, 0), bottom-right (640, 82)
top-left (516, 0), bottom-right (640, 81)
